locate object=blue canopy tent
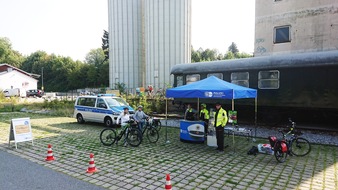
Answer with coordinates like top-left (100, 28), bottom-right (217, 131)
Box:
top-left (166, 76), bottom-right (258, 130)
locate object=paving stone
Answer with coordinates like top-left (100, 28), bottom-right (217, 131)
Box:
top-left (2, 119), bottom-right (338, 190)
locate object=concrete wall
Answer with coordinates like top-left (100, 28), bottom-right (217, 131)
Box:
top-left (255, 0), bottom-right (338, 56)
top-left (108, 0), bottom-right (191, 90)
top-left (108, 0), bottom-right (142, 89)
top-left (144, 0), bottom-right (191, 89)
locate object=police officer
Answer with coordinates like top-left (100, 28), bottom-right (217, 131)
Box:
top-left (214, 102), bottom-right (228, 152)
top-left (184, 104), bottom-right (196, 121)
top-left (199, 103), bottom-right (209, 135)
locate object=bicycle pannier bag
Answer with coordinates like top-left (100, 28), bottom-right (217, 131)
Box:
top-left (268, 136), bottom-right (277, 147)
top-left (280, 142), bottom-right (288, 153)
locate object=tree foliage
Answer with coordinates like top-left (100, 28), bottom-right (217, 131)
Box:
top-left (0, 36), bottom-right (112, 92)
top-left (228, 42), bottom-right (239, 54)
top-left (0, 37), bottom-right (24, 68)
top-left (102, 30), bottom-right (109, 61)
top-left (191, 42), bottom-right (252, 63)
top-left (18, 48), bottom-right (109, 92)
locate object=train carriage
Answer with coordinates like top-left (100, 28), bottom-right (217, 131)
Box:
top-left (170, 50), bottom-right (338, 125)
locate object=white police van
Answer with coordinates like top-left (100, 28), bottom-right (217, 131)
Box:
top-left (73, 94), bottom-right (134, 127)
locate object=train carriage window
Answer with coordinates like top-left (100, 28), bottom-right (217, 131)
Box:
top-left (186, 74), bottom-right (200, 84)
top-left (207, 73), bottom-right (223, 79)
top-left (176, 75), bottom-right (183, 87)
top-left (231, 72), bottom-right (249, 87)
top-left (258, 70), bottom-right (280, 89)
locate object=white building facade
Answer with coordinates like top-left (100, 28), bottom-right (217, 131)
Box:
top-left (255, 0), bottom-right (338, 56)
top-left (108, 0), bottom-right (191, 90)
top-left (0, 64), bottom-right (38, 91)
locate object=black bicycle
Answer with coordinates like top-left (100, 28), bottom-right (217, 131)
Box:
top-left (138, 117), bottom-right (159, 143)
top-left (149, 117), bottom-right (162, 131)
top-left (273, 119), bottom-right (311, 163)
top-left (99, 119), bottom-right (142, 147)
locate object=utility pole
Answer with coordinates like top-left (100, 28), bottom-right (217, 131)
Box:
top-left (41, 67), bottom-right (44, 91)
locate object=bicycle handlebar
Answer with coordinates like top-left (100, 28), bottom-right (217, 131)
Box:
top-left (279, 118), bottom-right (298, 138)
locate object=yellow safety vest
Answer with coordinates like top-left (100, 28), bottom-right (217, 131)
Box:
top-left (215, 108), bottom-right (228, 127)
top-left (200, 108), bottom-right (209, 120)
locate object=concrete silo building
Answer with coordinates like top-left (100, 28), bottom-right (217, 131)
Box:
top-left (255, 0), bottom-right (338, 56)
top-left (108, 0), bottom-right (191, 90)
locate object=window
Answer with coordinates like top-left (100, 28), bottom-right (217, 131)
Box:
top-left (186, 74), bottom-right (200, 84)
top-left (258, 70), bottom-right (280, 89)
top-left (97, 98), bottom-right (106, 108)
top-left (78, 97), bottom-right (96, 107)
top-left (176, 75), bottom-right (183, 86)
top-left (207, 73), bottom-right (223, 79)
top-left (274, 26), bottom-right (290, 43)
top-left (231, 72), bottom-right (249, 87)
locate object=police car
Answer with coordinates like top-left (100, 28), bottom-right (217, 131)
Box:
top-left (73, 94), bottom-right (134, 127)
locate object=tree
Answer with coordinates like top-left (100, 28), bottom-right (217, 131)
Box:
top-left (84, 48), bottom-right (108, 87)
top-left (0, 37), bottom-right (24, 68)
top-left (191, 47), bottom-right (222, 62)
top-left (115, 82), bottom-right (126, 94)
top-left (191, 46), bottom-right (201, 63)
top-left (224, 51), bottom-right (235, 60)
top-left (228, 42), bottom-right (239, 55)
top-left (101, 30), bottom-right (109, 61)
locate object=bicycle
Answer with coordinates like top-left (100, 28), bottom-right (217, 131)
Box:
top-left (99, 119), bottom-right (142, 147)
top-left (138, 117), bottom-right (160, 143)
top-left (150, 117), bottom-right (162, 131)
top-left (271, 118), bottom-right (311, 163)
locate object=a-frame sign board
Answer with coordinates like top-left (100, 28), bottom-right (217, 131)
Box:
top-left (8, 118), bottom-right (34, 149)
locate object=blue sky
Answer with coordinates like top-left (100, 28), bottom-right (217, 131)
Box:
top-left (0, 0), bottom-right (255, 61)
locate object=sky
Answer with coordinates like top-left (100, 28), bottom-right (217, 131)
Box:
top-left (0, 0), bottom-right (255, 61)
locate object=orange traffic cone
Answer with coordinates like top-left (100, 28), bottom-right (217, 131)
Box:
top-left (45, 144), bottom-right (55, 161)
top-left (165, 174), bottom-right (172, 190)
top-left (86, 153), bottom-right (98, 173)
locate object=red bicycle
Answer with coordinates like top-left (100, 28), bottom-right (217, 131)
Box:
top-left (269, 119), bottom-right (311, 163)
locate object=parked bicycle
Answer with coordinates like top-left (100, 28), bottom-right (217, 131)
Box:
top-left (150, 117), bottom-right (162, 131)
top-left (99, 119), bottom-right (142, 147)
top-left (138, 117), bottom-right (159, 143)
top-left (270, 118), bottom-right (311, 163)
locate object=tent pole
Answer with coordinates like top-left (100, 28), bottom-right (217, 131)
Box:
top-left (197, 98), bottom-right (200, 120)
top-left (255, 97), bottom-right (257, 138)
top-left (232, 99), bottom-right (234, 111)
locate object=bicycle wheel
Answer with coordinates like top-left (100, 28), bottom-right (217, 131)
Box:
top-left (153, 120), bottom-right (162, 131)
top-left (146, 127), bottom-right (159, 143)
top-left (100, 128), bottom-right (117, 146)
top-left (290, 137), bottom-right (311, 156)
top-left (126, 128), bottom-right (142, 147)
top-left (274, 142), bottom-right (288, 163)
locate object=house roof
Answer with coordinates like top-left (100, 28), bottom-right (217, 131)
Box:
top-left (0, 63), bottom-right (40, 79)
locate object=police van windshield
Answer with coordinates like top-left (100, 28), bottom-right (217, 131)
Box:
top-left (105, 97), bottom-right (128, 107)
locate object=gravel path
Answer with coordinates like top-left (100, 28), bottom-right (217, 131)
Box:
top-left (162, 119), bottom-right (338, 146)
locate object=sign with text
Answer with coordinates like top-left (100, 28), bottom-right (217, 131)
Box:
top-left (9, 117), bottom-right (34, 149)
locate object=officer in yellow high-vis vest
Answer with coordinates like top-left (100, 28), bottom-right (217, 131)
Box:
top-left (199, 103), bottom-right (209, 135)
top-left (214, 102), bottom-right (228, 152)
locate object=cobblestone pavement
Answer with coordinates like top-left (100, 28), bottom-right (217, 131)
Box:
top-left (0, 113), bottom-right (337, 190)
